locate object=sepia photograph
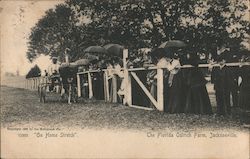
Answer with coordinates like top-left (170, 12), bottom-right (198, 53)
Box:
top-left (1, 0), bottom-right (250, 158)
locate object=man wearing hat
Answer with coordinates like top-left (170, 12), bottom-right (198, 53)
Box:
top-left (238, 52), bottom-right (250, 111)
top-left (211, 52), bottom-right (234, 116)
top-left (227, 52), bottom-right (240, 108)
top-left (48, 56), bottom-right (60, 91)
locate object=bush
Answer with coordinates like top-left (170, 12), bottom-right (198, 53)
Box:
top-left (26, 65), bottom-right (41, 79)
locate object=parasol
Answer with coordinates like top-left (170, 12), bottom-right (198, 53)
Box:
top-left (158, 40), bottom-right (187, 48)
top-left (84, 46), bottom-right (107, 54)
top-left (60, 62), bottom-right (78, 69)
top-left (103, 44), bottom-right (124, 57)
top-left (75, 59), bottom-right (90, 66)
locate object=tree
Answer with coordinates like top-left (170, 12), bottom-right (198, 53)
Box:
top-left (189, 0), bottom-right (250, 57)
top-left (26, 65), bottom-right (41, 79)
top-left (27, 0), bottom-right (249, 61)
top-left (27, 4), bottom-right (82, 62)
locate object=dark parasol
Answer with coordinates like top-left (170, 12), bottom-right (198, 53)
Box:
top-left (103, 44), bottom-right (124, 57)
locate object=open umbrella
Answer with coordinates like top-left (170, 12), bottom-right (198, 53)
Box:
top-left (84, 46), bottom-right (107, 54)
top-left (103, 44), bottom-right (124, 57)
top-left (158, 40), bottom-right (186, 48)
top-left (75, 59), bottom-right (90, 66)
top-left (83, 53), bottom-right (99, 61)
top-left (60, 62), bottom-right (78, 69)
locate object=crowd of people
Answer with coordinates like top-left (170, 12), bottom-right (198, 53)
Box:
top-left (46, 48), bottom-right (250, 116)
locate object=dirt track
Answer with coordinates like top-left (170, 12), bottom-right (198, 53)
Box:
top-left (0, 86), bottom-right (247, 132)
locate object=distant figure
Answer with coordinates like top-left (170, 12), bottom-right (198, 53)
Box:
top-left (48, 57), bottom-right (60, 76)
top-left (44, 70), bottom-right (48, 76)
top-left (113, 57), bottom-right (124, 103)
top-left (48, 56), bottom-right (60, 91)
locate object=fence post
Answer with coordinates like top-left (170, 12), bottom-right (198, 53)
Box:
top-left (32, 78), bottom-right (34, 90)
top-left (124, 71), bottom-right (132, 106)
top-left (88, 72), bottom-right (93, 99)
top-left (157, 68), bottom-right (164, 111)
top-left (34, 78), bottom-right (36, 90)
top-left (123, 49), bottom-right (132, 106)
top-left (103, 71), bottom-right (109, 102)
top-left (35, 78), bottom-right (37, 90)
top-left (24, 79), bottom-right (27, 89)
top-left (31, 79), bottom-right (32, 90)
top-left (77, 74), bottom-right (81, 97)
top-left (29, 79), bottom-right (31, 90)
top-left (37, 77), bottom-right (39, 89)
top-left (112, 75), bottom-right (117, 103)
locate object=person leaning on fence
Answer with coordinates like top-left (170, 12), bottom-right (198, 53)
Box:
top-left (226, 51), bottom-right (240, 108)
top-left (89, 60), bottom-right (104, 100)
top-left (106, 56), bottom-right (123, 103)
top-left (238, 54), bottom-right (250, 111)
top-left (146, 54), bottom-right (159, 108)
top-left (184, 53), bottom-right (213, 114)
top-left (164, 51), bottom-right (187, 113)
top-left (113, 57), bottom-right (124, 103)
top-left (94, 60), bottom-right (105, 100)
top-left (148, 48), bottom-right (172, 110)
top-left (106, 60), bottom-right (114, 102)
top-left (211, 53), bottom-right (233, 116)
top-left (78, 65), bottom-right (89, 98)
top-left (47, 56), bottom-right (60, 91)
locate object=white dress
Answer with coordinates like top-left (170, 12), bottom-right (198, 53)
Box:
top-left (48, 63), bottom-right (60, 76)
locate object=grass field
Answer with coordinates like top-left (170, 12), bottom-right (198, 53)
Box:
top-left (0, 86), bottom-right (248, 132)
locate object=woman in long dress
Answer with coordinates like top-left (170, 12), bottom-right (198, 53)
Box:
top-left (106, 60), bottom-right (114, 102)
top-left (147, 49), bottom-right (170, 109)
top-left (165, 55), bottom-right (186, 113)
top-left (238, 56), bottom-right (250, 110)
top-left (184, 54), bottom-right (213, 114)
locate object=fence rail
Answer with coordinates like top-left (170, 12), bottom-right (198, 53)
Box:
top-left (76, 62), bottom-right (250, 111)
top-left (3, 61), bottom-right (248, 112)
top-left (25, 76), bottom-right (49, 90)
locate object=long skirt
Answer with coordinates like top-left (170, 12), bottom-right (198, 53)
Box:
top-left (92, 73), bottom-right (104, 100)
top-left (215, 89), bottom-right (231, 115)
top-left (165, 72), bottom-right (186, 113)
top-left (238, 85), bottom-right (250, 110)
top-left (184, 85), bottom-right (213, 114)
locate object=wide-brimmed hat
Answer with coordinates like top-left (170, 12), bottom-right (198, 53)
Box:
top-left (217, 52), bottom-right (230, 62)
top-left (52, 56), bottom-right (58, 60)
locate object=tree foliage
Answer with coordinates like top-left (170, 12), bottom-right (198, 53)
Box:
top-left (27, 0), bottom-right (249, 62)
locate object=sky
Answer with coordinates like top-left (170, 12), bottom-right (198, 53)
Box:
top-left (0, 0), bottom-right (64, 76)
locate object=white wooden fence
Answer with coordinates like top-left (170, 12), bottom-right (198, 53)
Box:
top-left (76, 61), bottom-right (250, 111)
top-left (3, 54), bottom-right (248, 112)
top-left (25, 76), bottom-right (48, 90)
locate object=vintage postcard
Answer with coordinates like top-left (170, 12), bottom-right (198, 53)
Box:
top-left (1, 0), bottom-right (249, 158)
